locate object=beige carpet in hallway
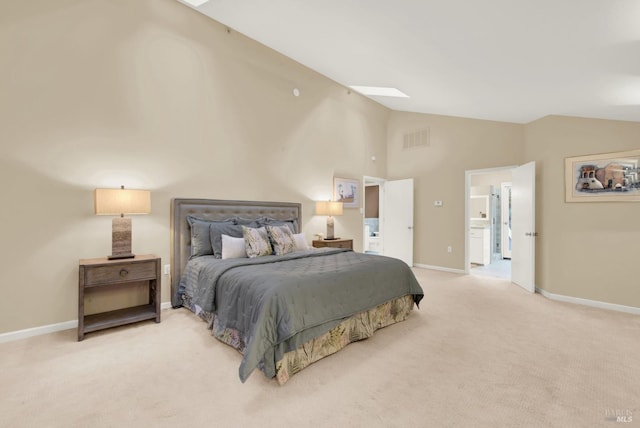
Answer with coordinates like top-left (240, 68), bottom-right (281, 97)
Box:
top-left (1, 268), bottom-right (638, 428)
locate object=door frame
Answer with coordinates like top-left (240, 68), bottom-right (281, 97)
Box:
top-left (500, 182), bottom-right (512, 259)
top-left (464, 165), bottom-right (518, 274)
top-left (363, 176), bottom-right (386, 253)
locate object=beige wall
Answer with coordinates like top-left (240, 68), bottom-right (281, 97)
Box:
top-left (470, 170), bottom-right (513, 189)
top-left (0, 0), bottom-right (389, 334)
top-left (387, 112), bottom-right (639, 308)
top-left (2, 1), bottom-right (638, 335)
top-left (387, 111), bottom-right (523, 269)
top-left (524, 115), bottom-right (640, 308)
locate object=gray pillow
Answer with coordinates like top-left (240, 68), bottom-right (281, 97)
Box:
top-left (259, 217), bottom-right (298, 233)
top-left (235, 217), bottom-right (262, 227)
top-left (187, 216), bottom-right (235, 259)
top-left (210, 223), bottom-right (246, 258)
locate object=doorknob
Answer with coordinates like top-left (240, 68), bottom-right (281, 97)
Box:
top-left (525, 232), bottom-right (538, 237)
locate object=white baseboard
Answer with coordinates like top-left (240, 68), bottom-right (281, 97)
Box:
top-left (4, 289), bottom-right (636, 345)
top-left (0, 301), bottom-right (175, 344)
top-left (535, 288), bottom-right (640, 315)
top-left (412, 264), bottom-right (639, 315)
top-left (413, 263), bottom-right (467, 275)
top-left (0, 320), bottom-right (78, 344)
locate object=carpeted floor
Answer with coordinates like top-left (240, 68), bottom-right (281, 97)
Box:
top-left (1, 268), bottom-right (638, 428)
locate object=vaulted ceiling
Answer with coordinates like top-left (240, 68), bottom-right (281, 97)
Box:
top-left (178, 0), bottom-right (640, 124)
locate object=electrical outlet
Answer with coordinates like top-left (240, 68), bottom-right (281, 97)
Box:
top-left (163, 264), bottom-right (170, 275)
top-left (447, 246), bottom-right (452, 253)
top-left (434, 200), bottom-right (443, 207)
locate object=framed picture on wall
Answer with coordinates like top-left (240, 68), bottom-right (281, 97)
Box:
top-left (333, 177), bottom-right (360, 208)
top-left (565, 149), bottom-right (640, 202)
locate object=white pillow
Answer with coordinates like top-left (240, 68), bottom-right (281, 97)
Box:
top-left (221, 234), bottom-right (247, 259)
top-left (293, 233), bottom-right (309, 251)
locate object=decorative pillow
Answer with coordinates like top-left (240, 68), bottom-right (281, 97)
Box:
top-left (266, 225), bottom-right (297, 256)
top-left (187, 216), bottom-right (235, 259)
top-left (242, 226), bottom-right (273, 258)
top-left (210, 223), bottom-right (245, 259)
top-left (221, 234), bottom-right (248, 259)
top-left (293, 233), bottom-right (309, 251)
top-left (259, 217), bottom-right (298, 234)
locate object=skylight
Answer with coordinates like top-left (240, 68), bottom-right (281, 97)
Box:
top-left (182, 0), bottom-right (209, 6)
top-left (349, 86), bottom-right (409, 98)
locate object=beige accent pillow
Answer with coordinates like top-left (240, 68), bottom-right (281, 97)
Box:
top-left (266, 225), bottom-right (297, 256)
top-left (242, 226), bottom-right (273, 258)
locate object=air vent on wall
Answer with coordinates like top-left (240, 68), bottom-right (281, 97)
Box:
top-left (403, 128), bottom-right (430, 149)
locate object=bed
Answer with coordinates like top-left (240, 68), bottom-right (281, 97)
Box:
top-left (171, 198), bottom-right (424, 384)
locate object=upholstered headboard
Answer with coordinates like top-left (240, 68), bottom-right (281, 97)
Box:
top-left (170, 198), bottom-right (302, 307)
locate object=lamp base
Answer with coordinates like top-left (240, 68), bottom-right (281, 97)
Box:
top-left (326, 216), bottom-right (336, 240)
top-left (108, 253), bottom-right (135, 260)
top-left (111, 217), bottom-right (134, 260)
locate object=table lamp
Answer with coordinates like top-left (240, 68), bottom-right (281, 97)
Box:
top-left (94, 186), bottom-right (151, 259)
top-left (315, 201), bottom-right (343, 240)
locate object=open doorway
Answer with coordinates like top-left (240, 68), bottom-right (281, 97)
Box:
top-left (465, 166), bottom-right (515, 279)
top-left (363, 176), bottom-right (384, 255)
top-left (362, 176), bottom-right (415, 266)
top-left (500, 182), bottom-right (512, 259)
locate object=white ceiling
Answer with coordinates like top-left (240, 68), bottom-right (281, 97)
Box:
top-left (180, 0), bottom-right (640, 124)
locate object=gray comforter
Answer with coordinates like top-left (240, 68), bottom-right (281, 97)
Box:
top-left (179, 248), bottom-right (424, 382)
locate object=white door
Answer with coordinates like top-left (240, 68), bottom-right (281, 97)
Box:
top-left (383, 179), bottom-right (414, 266)
top-left (501, 182), bottom-right (512, 259)
top-left (511, 162), bottom-right (536, 293)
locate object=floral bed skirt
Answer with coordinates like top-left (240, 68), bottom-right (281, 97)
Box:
top-left (273, 295), bottom-right (415, 385)
top-left (180, 294), bottom-right (415, 385)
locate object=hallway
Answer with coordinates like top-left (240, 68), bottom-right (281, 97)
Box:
top-left (471, 259), bottom-right (511, 280)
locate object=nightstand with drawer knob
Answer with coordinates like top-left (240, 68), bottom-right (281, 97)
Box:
top-left (78, 254), bottom-right (161, 341)
top-left (312, 238), bottom-right (353, 250)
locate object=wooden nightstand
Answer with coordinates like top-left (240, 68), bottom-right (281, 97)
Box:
top-left (78, 254), bottom-right (161, 341)
top-left (312, 238), bottom-right (353, 250)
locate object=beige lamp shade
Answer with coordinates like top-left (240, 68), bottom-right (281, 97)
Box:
top-left (315, 201), bottom-right (343, 216)
top-left (94, 187), bottom-right (151, 215)
top-left (94, 186), bottom-right (151, 259)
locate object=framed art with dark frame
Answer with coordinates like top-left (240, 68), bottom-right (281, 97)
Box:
top-left (333, 177), bottom-right (360, 208)
top-left (565, 149), bottom-right (640, 202)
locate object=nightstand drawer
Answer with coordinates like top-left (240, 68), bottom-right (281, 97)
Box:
top-left (333, 241), bottom-right (352, 249)
top-left (84, 261), bottom-right (157, 287)
top-left (312, 239), bottom-right (353, 250)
